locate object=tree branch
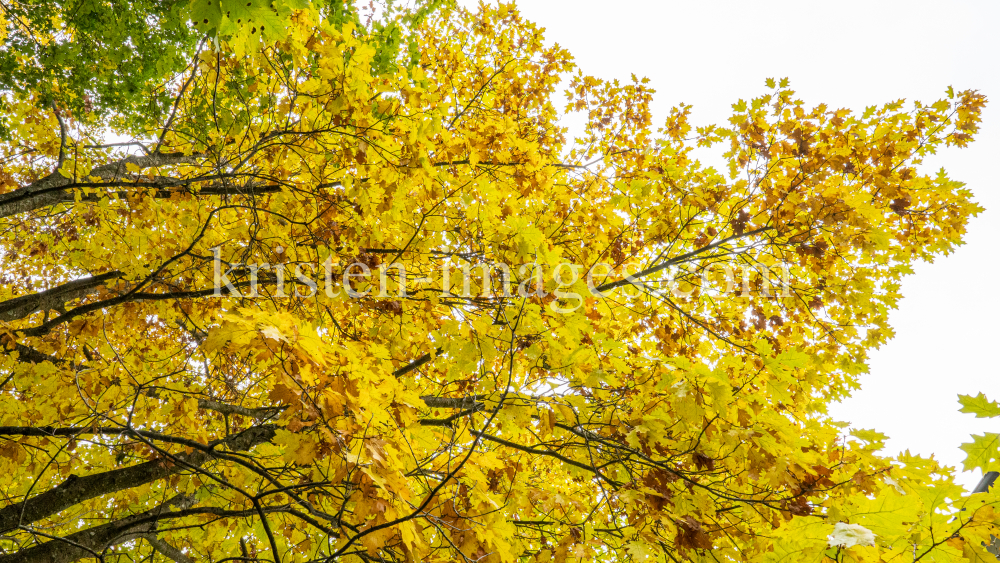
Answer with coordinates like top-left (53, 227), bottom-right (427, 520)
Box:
top-left (391, 347), bottom-right (443, 377)
top-left (0, 425), bottom-right (275, 534)
top-left (50, 101), bottom-right (67, 169)
top-left (0, 341), bottom-right (73, 367)
top-left (0, 152), bottom-right (201, 218)
top-left (420, 396), bottom-right (485, 409)
top-left (594, 226), bottom-right (774, 293)
top-left (0, 271), bottom-right (121, 322)
top-left (196, 399), bottom-right (284, 419)
top-left (143, 534), bottom-right (195, 563)
top-left (0, 494), bottom-right (196, 563)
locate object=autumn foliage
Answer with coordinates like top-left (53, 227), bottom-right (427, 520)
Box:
top-left (0, 2), bottom-right (996, 562)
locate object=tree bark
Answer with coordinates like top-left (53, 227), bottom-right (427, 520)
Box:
top-left (0, 272), bottom-right (121, 323)
top-left (0, 152), bottom-right (199, 218)
top-left (0, 495), bottom-right (196, 563)
top-left (0, 425), bottom-right (275, 534)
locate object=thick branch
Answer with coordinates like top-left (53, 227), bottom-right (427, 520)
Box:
top-left (0, 425), bottom-right (275, 534)
top-left (420, 396), bottom-right (485, 409)
top-left (1, 342), bottom-right (72, 366)
top-left (65, 181), bottom-right (282, 202)
top-left (0, 392), bottom-right (487, 534)
top-left (143, 534), bottom-right (195, 563)
top-left (17, 277), bottom-right (280, 337)
top-left (391, 347), bottom-right (443, 377)
top-left (196, 399), bottom-right (284, 419)
top-left (0, 271), bottom-right (121, 322)
top-left (0, 494), bottom-right (196, 563)
top-left (0, 502), bottom-right (292, 563)
top-left (50, 102), bottom-right (67, 168)
top-left (0, 152), bottom-right (200, 218)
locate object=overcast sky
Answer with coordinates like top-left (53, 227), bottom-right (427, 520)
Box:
top-left (456, 0), bottom-right (1000, 489)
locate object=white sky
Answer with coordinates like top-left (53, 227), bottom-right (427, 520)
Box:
top-left (457, 0), bottom-right (1000, 489)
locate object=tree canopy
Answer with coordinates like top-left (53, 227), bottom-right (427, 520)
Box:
top-left (0, 2), bottom-right (996, 562)
top-left (0, 0), bottom-right (444, 135)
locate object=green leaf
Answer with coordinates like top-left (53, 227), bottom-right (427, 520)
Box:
top-left (851, 428), bottom-right (888, 450)
top-left (190, 0), bottom-right (224, 32)
top-left (959, 393), bottom-right (1000, 418)
top-left (626, 540), bottom-right (656, 561)
top-left (845, 490), bottom-right (919, 539)
top-left (960, 433), bottom-right (1000, 472)
top-left (764, 348), bottom-right (811, 380)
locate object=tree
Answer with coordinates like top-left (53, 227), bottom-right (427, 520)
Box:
top-left (0, 2), bottom-right (995, 562)
top-left (0, 0), bottom-right (446, 136)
